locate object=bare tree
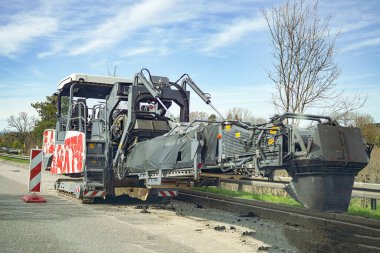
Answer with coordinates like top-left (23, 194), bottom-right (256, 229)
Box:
top-left (262, 0), bottom-right (365, 116)
top-left (326, 94), bottom-right (367, 125)
top-left (227, 107), bottom-right (252, 121)
top-left (227, 107), bottom-right (267, 124)
top-left (7, 112), bottom-right (35, 151)
top-left (189, 111), bottom-right (209, 122)
top-left (106, 63), bottom-right (118, 77)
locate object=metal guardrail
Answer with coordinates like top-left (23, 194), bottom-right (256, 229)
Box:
top-left (0, 153), bottom-right (29, 160)
top-left (218, 176), bottom-right (380, 196)
top-left (217, 177), bottom-right (380, 209)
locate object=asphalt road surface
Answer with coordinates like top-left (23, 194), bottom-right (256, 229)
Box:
top-left (0, 160), bottom-right (297, 253)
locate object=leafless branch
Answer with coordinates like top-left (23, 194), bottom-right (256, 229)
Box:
top-left (262, 0), bottom-right (365, 118)
top-left (107, 63), bottom-right (118, 77)
top-left (227, 107), bottom-right (267, 124)
top-left (7, 112), bottom-right (35, 150)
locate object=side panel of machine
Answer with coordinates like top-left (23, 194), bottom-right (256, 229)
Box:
top-left (220, 124), bottom-right (254, 159)
top-left (43, 129), bottom-right (56, 154)
top-left (42, 129), bottom-right (56, 170)
top-left (126, 131), bottom-right (198, 172)
top-left (339, 127), bottom-right (370, 164)
top-left (50, 131), bottom-right (86, 174)
top-left (314, 125), bottom-right (369, 165)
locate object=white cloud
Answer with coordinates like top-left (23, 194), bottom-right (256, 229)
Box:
top-left (341, 19), bottom-right (380, 34)
top-left (323, 1), bottom-right (380, 54)
top-left (201, 17), bottom-right (267, 52)
top-left (121, 46), bottom-right (155, 57)
top-left (37, 43), bottom-right (65, 58)
top-left (342, 37), bottom-right (380, 52)
top-left (33, 1), bottom-right (270, 57)
top-left (69, 0), bottom-right (195, 56)
top-left (0, 15), bottom-right (57, 57)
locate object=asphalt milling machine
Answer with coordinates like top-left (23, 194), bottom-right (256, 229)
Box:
top-left (42, 69), bottom-right (372, 212)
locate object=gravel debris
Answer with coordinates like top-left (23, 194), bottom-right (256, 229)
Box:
top-left (239, 211), bottom-right (256, 217)
top-left (258, 245), bottom-right (271, 251)
top-left (214, 225), bottom-right (226, 231)
top-left (242, 231), bottom-right (255, 236)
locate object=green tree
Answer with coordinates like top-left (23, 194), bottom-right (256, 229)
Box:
top-left (31, 95), bottom-right (68, 146)
top-left (11, 140), bottom-right (21, 149)
top-left (208, 114), bottom-right (217, 121)
top-left (1, 132), bottom-right (15, 148)
top-left (340, 112), bottom-right (380, 146)
top-left (31, 96), bottom-right (57, 145)
top-left (353, 114), bottom-right (380, 145)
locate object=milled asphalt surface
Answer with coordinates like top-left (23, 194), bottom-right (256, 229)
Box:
top-left (0, 160), bottom-right (298, 253)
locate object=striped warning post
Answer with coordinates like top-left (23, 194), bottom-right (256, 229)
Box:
top-left (22, 149), bottom-right (46, 203)
top-left (28, 149), bottom-right (43, 192)
top-left (83, 190), bottom-right (106, 198)
top-left (158, 190), bottom-right (178, 197)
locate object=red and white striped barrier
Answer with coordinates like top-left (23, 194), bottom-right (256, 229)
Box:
top-left (83, 190), bottom-right (106, 198)
top-left (22, 149), bottom-right (46, 203)
top-left (158, 190), bottom-right (178, 197)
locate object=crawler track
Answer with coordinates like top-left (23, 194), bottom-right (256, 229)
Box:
top-left (178, 189), bottom-right (380, 253)
top-left (57, 189), bottom-right (95, 204)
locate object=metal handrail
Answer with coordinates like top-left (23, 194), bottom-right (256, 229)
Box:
top-left (68, 100), bottom-right (87, 132)
top-left (271, 112), bottom-right (333, 124)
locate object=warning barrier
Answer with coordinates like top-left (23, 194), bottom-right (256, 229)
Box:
top-left (158, 190), bottom-right (178, 197)
top-left (22, 149), bottom-right (46, 203)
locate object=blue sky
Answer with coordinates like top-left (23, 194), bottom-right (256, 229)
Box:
top-left (0, 0), bottom-right (379, 130)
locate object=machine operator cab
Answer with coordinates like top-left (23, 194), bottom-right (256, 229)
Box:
top-left (55, 73), bottom-right (174, 143)
top-left (55, 74), bottom-right (134, 141)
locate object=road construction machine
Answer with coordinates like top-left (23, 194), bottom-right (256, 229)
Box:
top-left (42, 69), bottom-right (371, 211)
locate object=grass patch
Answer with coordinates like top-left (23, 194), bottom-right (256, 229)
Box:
top-left (0, 155), bottom-right (29, 164)
top-left (348, 198), bottom-right (380, 220)
top-left (193, 187), bottom-right (380, 219)
top-left (193, 186), bottom-right (303, 207)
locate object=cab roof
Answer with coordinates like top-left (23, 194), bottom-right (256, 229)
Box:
top-left (57, 73), bottom-right (133, 99)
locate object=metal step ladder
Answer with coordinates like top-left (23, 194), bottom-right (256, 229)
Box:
top-left (85, 140), bottom-right (106, 190)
